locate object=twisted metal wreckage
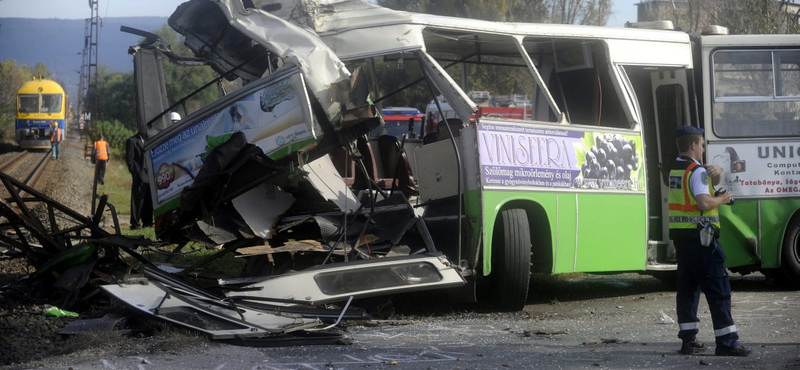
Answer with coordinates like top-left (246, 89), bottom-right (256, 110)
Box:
top-left (2, 0), bottom-right (485, 345)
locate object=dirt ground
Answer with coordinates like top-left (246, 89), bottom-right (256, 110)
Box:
top-left (0, 138), bottom-right (426, 369)
top-left (0, 138), bottom-right (194, 368)
top-left (2, 139), bottom-right (798, 370)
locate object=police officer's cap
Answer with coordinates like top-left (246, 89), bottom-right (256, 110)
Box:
top-left (676, 126), bottom-right (703, 137)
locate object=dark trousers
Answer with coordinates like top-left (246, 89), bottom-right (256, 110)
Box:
top-left (51, 142), bottom-right (61, 159)
top-left (674, 238), bottom-right (739, 347)
top-left (96, 159), bottom-right (107, 183)
top-left (130, 176), bottom-right (153, 227)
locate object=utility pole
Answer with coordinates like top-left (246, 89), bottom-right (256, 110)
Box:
top-left (83, 0), bottom-right (100, 163)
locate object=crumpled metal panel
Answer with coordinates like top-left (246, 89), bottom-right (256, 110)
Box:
top-left (169, 0), bottom-right (356, 122)
top-left (227, 253), bottom-right (465, 306)
top-left (101, 281), bottom-right (320, 339)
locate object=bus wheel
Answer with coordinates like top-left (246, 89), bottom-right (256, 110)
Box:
top-left (490, 208), bottom-right (532, 311)
top-left (781, 218), bottom-right (800, 288)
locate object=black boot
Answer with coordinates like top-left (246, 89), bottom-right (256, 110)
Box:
top-left (679, 340), bottom-right (705, 354)
top-left (715, 344), bottom-right (751, 357)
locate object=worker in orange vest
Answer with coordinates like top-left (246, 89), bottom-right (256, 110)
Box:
top-left (93, 134), bottom-right (110, 185)
top-left (50, 122), bottom-right (62, 160)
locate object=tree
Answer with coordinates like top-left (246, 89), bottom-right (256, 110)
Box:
top-left (92, 24), bottom-right (220, 131)
top-left (709, 0), bottom-right (800, 34)
top-left (376, 0), bottom-right (611, 25)
top-left (549, 0), bottom-right (612, 25)
top-left (0, 61), bottom-right (51, 141)
top-left (153, 25), bottom-right (219, 117)
top-left (638, 0), bottom-right (800, 34)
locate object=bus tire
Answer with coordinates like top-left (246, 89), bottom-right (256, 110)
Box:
top-left (491, 208), bottom-right (532, 311)
top-left (781, 217), bottom-right (800, 288)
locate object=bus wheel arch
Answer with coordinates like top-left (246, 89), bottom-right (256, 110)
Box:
top-left (485, 202), bottom-right (552, 310)
top-left (780, 213), bottom-right (800, 287)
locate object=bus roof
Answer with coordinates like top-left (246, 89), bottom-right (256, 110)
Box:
top-left (308, 1), bottom-right (692, 62)
top-left (700, 33), bottom-right (800, 48)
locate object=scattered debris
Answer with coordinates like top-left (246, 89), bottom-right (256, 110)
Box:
top-left (523, 329), bottom-right (569, 336)
top-left (58, 313), bottom-right (129, 335)
top-left (582, 338), bottom-right (629, 345)
top-left (43, 306), bottom-right (79, 318)
top-left (659, 309), bottom-right (675, 324)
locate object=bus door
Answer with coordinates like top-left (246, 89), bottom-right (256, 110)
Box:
top-left (648, 68), bottom-right (691, 263)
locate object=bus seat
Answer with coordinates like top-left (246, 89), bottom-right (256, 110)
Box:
top-left (377, 135), bottom-right (418, 197)
top-left (437, 118), bottom-right (464, 141)
top-left (328, 136), bottom-right (378, 191)
top-left (354, 135), bottom-right (379, 190)
top-left (329, 146), bottom-right (355, 186)
top-left (423, 132), bottom-right (438, 145)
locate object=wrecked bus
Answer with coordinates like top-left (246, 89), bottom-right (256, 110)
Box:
top-left (126, 0), bottom-right (799, 316)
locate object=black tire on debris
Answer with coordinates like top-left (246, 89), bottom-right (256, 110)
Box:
top-left (490, 208), bottom-right (532, 311)
top-left (780, 216), bottom-right (800, 288)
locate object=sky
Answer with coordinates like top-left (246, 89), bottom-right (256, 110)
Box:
top-left (0, 0), bottom-right (641, 27)
top-left (0, 0), bottom-right (188, 19)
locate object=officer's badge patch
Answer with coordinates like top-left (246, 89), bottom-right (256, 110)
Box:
top-left (669, 176), bottom-right (682, 189)
top-left (701, 171), bottom-right (709, 185)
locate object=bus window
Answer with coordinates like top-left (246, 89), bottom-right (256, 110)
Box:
top-left (712, 49), bottom-right (800, 137)
top-left (551, 41), bottom-right (628, 129)
top-left (19, 94), bottom-right (39, 113)
top-left (776, 50), bottom-right (800, 97)
top-left (655, 84), bottom-right (686, 127)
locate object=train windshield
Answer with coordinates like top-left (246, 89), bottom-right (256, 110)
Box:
top-left (18, 94), bottom-right (39, 113)
top-left (41, 94), bottom-right (62, 113)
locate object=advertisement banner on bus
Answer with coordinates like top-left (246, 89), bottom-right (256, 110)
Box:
top-left (709, 141), bottom-right (800, 198)
top-left (148, 73), bottom-right (315, 205)
top-left (478, 122), bottom-right (644, 191)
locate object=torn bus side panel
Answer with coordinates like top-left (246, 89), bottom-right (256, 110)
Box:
top-left (144, 67), bottom-right (373, 242)
top-left (134, 0), bottom-right (467, 312)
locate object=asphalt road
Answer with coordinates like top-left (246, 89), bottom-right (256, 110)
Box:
top-left (29, 273), bottom-right (800, 370)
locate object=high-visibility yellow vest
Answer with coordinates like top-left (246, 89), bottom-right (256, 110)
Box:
top-left (668, 158), bottom-right (720, 240)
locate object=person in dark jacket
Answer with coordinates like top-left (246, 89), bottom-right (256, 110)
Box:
top-left (125, 132), bottom-right (153, 229)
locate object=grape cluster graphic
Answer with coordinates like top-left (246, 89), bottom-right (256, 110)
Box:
top-left (581, 134), bottom-right (639, 180)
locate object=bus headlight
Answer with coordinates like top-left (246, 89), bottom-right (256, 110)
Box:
top-left (313, 262), bottom-right (444, 295)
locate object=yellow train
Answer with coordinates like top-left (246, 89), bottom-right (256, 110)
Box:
top-left (16, 78), bottom-right (68, 149)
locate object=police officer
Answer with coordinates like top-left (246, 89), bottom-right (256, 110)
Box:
top-left (668, 125), bottom-right (750, 356)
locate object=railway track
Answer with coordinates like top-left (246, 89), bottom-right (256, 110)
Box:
top-left (0, 150), bottom-right (51, 198)
top-left (0, 150), bottom-right (53, 255)
top-left (0, 150), bottom-right (29, 172)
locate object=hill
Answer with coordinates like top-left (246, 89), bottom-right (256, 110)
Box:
top-left (0, 17), bottom-right (168, 96)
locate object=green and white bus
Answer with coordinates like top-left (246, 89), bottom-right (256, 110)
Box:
top-left (310, 8), bottom-right (705, 310)
top-left (694, 31), bottom-right (800, 286)
top-left (143, 1), bottom-right (800, 311)
top-left (328, 14), bottom-right (800, 309)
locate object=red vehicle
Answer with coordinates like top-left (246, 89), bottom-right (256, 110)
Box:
top-left (371, 107), bottom-right (425, 139)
